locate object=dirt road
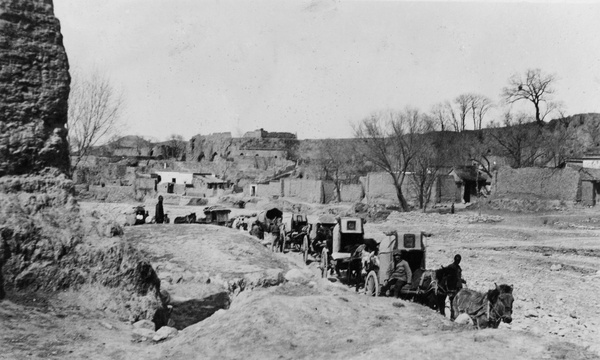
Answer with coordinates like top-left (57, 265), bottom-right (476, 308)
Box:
top-left (1, 202), bottom-right (599, 359)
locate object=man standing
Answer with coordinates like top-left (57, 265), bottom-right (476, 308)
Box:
top-left (382, 250), bottom-right (412, 298)
top-left (447, 254), bottom-right (467, 290)
top-left (155, 195), bottom-right (165, 224)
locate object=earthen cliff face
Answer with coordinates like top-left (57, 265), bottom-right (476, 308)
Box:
top-left (0, 0), bottom-right (70, 176)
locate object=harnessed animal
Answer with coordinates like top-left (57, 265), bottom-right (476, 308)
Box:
top-left (414, 266), bottom-right (460, 316)
top-left (452, 283), bottom-right (514, 328)
top-left (174, 213), bottom-right (197, 224)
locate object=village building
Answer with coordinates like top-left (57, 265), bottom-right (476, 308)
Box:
top-left (448, 166), bottom-right (491, 204)
top-left (153, 171), bottom-right (231, 197)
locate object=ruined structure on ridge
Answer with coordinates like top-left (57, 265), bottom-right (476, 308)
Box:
top-left (187, 129), bottom-right (297, 163)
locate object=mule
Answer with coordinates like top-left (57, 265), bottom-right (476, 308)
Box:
top-left (348, 240), bottom-right (380, 292)
top-left (414, 265), bottom-right (460, 317)
top-left (452, 283), bottom-right (514, 329)
top-left (174, 213), bottom-right (197, 224)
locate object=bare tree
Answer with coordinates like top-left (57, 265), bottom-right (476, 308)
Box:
top-left (489, 110), bottom-right (546, 168)
top-left (430, 103), bottom-right (450, 131)
top-left (68, 69), bottom-right (123, 170)
top-left (502, 68), bottom-right (560, 126)
top-left (469, 94), bottom-right (494, 130)
top-left (316, 139), bottom-right (368, 202)
top-left (447, 94), bottom-right (473, 132)
top-left (543, 114), bottom-right (579, 167)
top-left (354, 107), bottom-right (426, 211)
top-left (410, 138), bottom-right (440, 212)
top-left (165, 134), bottom-right (187, 160)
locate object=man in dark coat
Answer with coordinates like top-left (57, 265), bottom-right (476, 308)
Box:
top-left (155, 195), bottom-right (165, 224)
top-left (446, 254), bottom-right (467, 290)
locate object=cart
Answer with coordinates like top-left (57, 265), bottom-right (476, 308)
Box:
top-left (282, 213), bottom-right (309, 258)
top-left (304, 215), bottom-right (336, 265)
top-left (364, 231), bottom-right (428, 297)
top-left (320, 217), bottom-right (366, 280)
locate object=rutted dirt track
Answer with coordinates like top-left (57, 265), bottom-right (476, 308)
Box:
top-left (1, 202), bottom-right (600, 359)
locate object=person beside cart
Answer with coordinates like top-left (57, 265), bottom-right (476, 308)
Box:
top-left (381, 250), bottom-right (412, 298)
top-left (446, 254), bottom-right (467, 290)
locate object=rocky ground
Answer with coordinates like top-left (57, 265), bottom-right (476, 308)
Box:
top-left (1, 200), bottom-right (600, 359)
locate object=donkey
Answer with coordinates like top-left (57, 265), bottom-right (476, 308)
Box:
top-left (415, 265), bottom-right (460, 317)
top-left (452, 283), bottom-right (514, 329)
top-left (174, 212), bottom-right (197, 224)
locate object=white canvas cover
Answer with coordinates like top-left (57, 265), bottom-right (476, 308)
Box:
top-left (340, 218), bottom-right (362, 234)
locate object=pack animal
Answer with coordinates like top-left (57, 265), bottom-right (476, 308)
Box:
top-left (414, 265), bottom-right (459, 316)
top-left (452, 284), bottom-right (514, 329)
top-left (174, 213), bottom-right (197, 224)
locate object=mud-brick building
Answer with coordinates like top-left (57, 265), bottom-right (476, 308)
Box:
top-left (153, 171), bottom-right (231, 197)
top-left (191, 173), bottom-right (231, 197)
top-left (448, 166), bottom-right (491, 203)
top-left (578, 168), bottom-right (600, 206)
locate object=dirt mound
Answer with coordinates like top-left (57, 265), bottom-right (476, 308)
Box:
top-left (0, 175), bottom-right (167, 326)
top-left (157, 282), bottom-right (594, 360)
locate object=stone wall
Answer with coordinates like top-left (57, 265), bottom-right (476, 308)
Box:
top-left (0, 0), bottom-right (71, 176)
top-left (494, 166), bottom-right (580, 201)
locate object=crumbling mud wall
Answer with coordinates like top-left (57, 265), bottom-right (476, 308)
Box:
top-left (0, 0), bottom-right (71, 176)
top-left (494, 166), bottom-right (580, 201)
top-left (339, 183), bottom-right (363, 203)
top-left (283, 179), bottom-right (324, 203)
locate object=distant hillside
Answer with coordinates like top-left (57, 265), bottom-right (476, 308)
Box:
top-left (87, 113), bottom-right (600, 169)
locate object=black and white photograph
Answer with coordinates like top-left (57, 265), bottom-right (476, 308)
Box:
top-left (1, 0), bottom-right (600, 359)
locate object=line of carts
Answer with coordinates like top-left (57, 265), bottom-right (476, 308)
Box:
top-left (256, 210), bottom-right (430, 298)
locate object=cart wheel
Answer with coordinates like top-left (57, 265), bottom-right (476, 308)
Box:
top-left (365, 271), bottom-right (379, 296)
top-left (320, 248), bottom-right (328, 278)
top-left (302, 235), bottom-right (309, 264)
top-left (444, 297), bottom-right (452, 319)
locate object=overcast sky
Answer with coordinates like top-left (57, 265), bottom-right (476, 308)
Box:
top-left (53, 0), bottom-right (600, 141)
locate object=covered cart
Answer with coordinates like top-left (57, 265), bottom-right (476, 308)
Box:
top-left (364, 231), bottom-right (428, 297)
top-left (320, 217), bottom-right (366, 279)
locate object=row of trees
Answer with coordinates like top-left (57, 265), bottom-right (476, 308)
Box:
top-left (312, 68), bottom-right (583, 211)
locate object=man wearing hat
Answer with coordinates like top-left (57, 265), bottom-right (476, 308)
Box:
top-left (381, 250), bottom-right (412, 298)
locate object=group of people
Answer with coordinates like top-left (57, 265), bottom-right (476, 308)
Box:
top-left (132, 195), bottom-right (169, 225)
top-left (381, 252), bottom-right (466, 298)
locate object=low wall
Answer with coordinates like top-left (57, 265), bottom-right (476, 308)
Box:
top-left (363, 172), bottom-right (414, 205)
top-left (284, 179), bottom-right (323, 203)
top-left (322, 181), bottom-right (337, 203)
top-left (256, 181), bottom-right (282, 198)
top-left (339, 183), bottom-right (363, 202)
top-left (494, 166), bottom-right (580, 201)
